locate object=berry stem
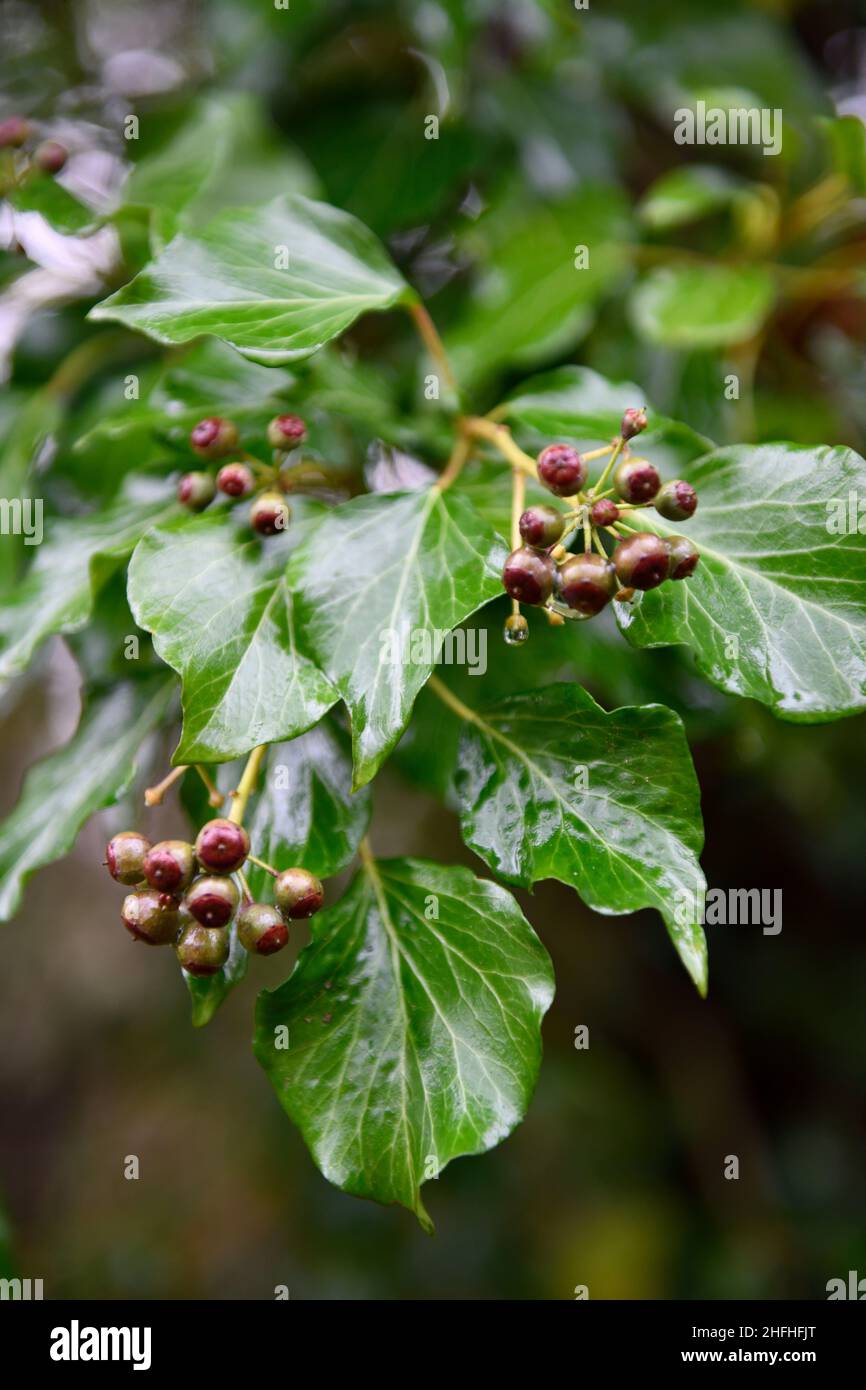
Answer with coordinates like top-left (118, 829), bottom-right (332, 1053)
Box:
top-left (589, 435), bottom-right (626, 497)
top-left (237, 868), bottom-right (254, 906)
top-left (510, 464), bottom-right (527, 620)
top-left (144, 764), bottom-right (187, 806)
top-left (581, 443), bottom-right (616, 462)
top-left (434, 434), bottom-right (471, 492)
top-left (247, 852), bottom-right (279, 877)
top-left (427, 675), bottom-right (483, 727)
top-left (582, 513), bottom-right (591, 553)
top-left (463, 417), bottom-right (537, 475)
top-left (590, 526), bottom-right (608, 559)
top-left (195, 765), bottom-right (224, 809)
top-left (407, 300), bottom-right (457, 392)
top-left (228, 745), bottom-right (267, 826)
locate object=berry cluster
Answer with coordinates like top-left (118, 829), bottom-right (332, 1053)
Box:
top-left (177, 413), bottom-right (309, 536)
top-left (105, 818), bottom-right (324, 976)
top-left (502, 406), bottom-right (700, 629)
top-left (0, 115), bottom-right (67, 176)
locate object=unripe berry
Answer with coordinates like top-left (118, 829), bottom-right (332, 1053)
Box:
top-left (250, 491), bottom-right (291, 535)
top-left (0, 116), bottom-right (29, 148)
top-left (518, 504), bottom-right (565, 547)
top-left (502, 547), bottom-right (556, 606)
top-left (185, 875), bottom-right (240, 928)
top-left (613, 533), bottom-right (670, 590)
top-left (621, 406), bottom-right (648, 440)
top-left (177, 471), bottom-right (216, 511)
top-left (34, 140), bottom-right (67, 174)
top-left (176, 923), bottom-right (229, 976)
top-left (666, 535), bottom-right (701, 580)
top-left (558, 553), bottom-right (617, 617)
top-left (190, 416), bottom-right (239, 459)
top-left (106, 830), bottom-right (151, 885)
top-left (195, 818), bottom-right (249, 873)
top-left (238, 903), bottom-right (289, 956)
top-left (267, 414), bottom-right (307, 450)
top-left (589, 498), bottom-right (619, 528)
top-left (655, 479), bottom-right (698, 521)
top-left (537, 443), bottom-right (587, 496)
top-left (503, 612), bottom-right (529, 645)
top-left (274, 867), bottom-right (324, 920)
top-left (121, 890), bottom-right (181, 945)
top-left (143, 839), bottom-right (195, 892)
top-left (216, 462), bottom-right (254, 497)
top-left (614, 458), bottom-right (661, 504)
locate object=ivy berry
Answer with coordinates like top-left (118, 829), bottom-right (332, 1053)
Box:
top-left (274, 867), bottom-right (324, 920)
top-left (558, 553), bottom-right (617, 617)
top-left (250, 491), bottom-right (291, 535)
top-left (518, 504), bottom-right (565, 547)
top-left (176, 923), bottom-right (229, 976)
top-left (267, 414), bottom-right (307, 450)
top-left (105, 831), bottom-right (151, 885)
top-left (502, 547), bottom-right (557, 605)
top-left (238, 903), bottom-right (289, 955)
top-left (190, 416), bottom-right (239, 459)
top-left (0, 115), bottom-right (29, 147)
top-left (666, 535), bottom-right (701, 580)
top-left (143, 839), bottom-right (195, 893)
top-left (177, 471), bottom-right (216, 511)
top-left (185, 875), bottom-right (240, 929)
top-left (614, 458), bottom-right (661, 504)
top-left (195, 818), bottom-right (249, 873)
top-left (590, 498), bottom-right (619, 528)
top-left (655, 480), bottom-right (698, 521)
top-left (537, 444), bottom-right (587, 497)
top-left (217, 463), bottom-right (255, 498)
top-left (613, 533), bottom-right (670, 590)
top-left (620, 406), bottom-right (648, 441)
top-left (121, 890), bottom-right (181, 946)
top-left (34, 140), bottom-right (67, 174)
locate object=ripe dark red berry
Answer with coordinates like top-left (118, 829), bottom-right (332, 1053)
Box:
top-left (250, 491), bottom-right (291, 535)
top-left (267, 414), bottom-right (307, 449)
top-left (194, 818), bottom-right (249, 873)
top-left (216, 463), bottom-right (254, 497)
top-left (613, 533), bottom-right (670, 590)
top-left (502, 547), bottom-right (556, 606)
top-left (190, 417), bottom-right (239, 459)
top-left (614, 458), bottom-right (661, 504)
top-left (558, 553), bottom-right (617, 617)
top-left (143, 840), bottom-right (195, 893)
top-left (238, 903), bottom-right (289, 955)
top-left (106, 831), bottom-right (151, 885)
top-left (185, 875), bottom-right (240, 929)
top-left (34, 140), bottom-right (67, 174)
top-left (655, 479), bottom-right (698, 521)
top-left (621, 407), bottom-right (648, 440)
top-left (177, 471), bottom-right (216, 511)
top-left (176, 923), bottom-right (229, 976)
top-left (274, 867), bottom-right (324, 920)
top-left (666, 535), bottom-right (701, 580)
top-left (0, 116), bottom-right (29, 148)
top-left (121, 890), bottom-right (181, 945)
top-left (590, 498), bottom-right (619, 528)
top-left (518, 504), bottom-right (565, 547)
top-left (537, 444), bottom-right (587, 497)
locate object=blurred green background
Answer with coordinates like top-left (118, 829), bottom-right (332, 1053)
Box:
top-left (1, 0), bottom-right (865, 1299)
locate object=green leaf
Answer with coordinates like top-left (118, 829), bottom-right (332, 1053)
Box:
top-left (90, 194), bottom-right (414, 365)
top-left (184, 916), bottom-right (249, 1029)
top-left (287, 488), bottom-right (507, 788)
top-left (0, 387), bottom-right (64, 588)
top-left (452, 684), bottom-right (707, 992)
top-left (822, 114), bottom-right (866, 196)
top-left (0, 677), bottom-right (174, 922)
top-left (618, 443), bottom-right (866, 721)
top-left (638, 165), bottom-right (743, 230)
top-left (446, 187), bottom-right (632, 386)
top-left (6, 175), bottom-right (97, 235)
top-left (630, 264), bottom-right (776, 348)
top-left (245, 722), bottom-right (371, 898)
top-left (254, 856), bottom-right (554, 1230)
top-left (0, 480), bottom-right (177, 689)
top-left (127, 504), bottom-right (337, 764)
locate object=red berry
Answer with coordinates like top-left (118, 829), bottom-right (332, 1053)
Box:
top-left (106, 831), bottom-right (151, 885)
top-left (613, 533), bottom-right (670, 590)
top-left (176, 923), bottom-right (229, 976)
top-left (250, 491), bottom-right (291, 535)
top-left (655, 480), bottom-right (698, 521)
top-left (558, 553), bottom-right (617, 617)
top-left (185, 875), bottom-right (240, 929)
top-left (0, 116), bottom-right (29, 148)
top-left (589, 498), bottom-right (619, 528)
top-left (143, 840), bottom-right (195, 893)
top-left (274, 868), bottom-right (324, 920)
top-left (537, 444), bottom-right (587, 496)
top-left (177, 471), bottom-right (216, 511)
top-left (518, 504), bottom-right (565, 547)
top-left (216, 463), bottom-right (254, 497)
top-left (238, 903), bottom-right (289, 955)
top-left (621, 407), bottom-right (648, 440)
top-left (666, 535), bottom-right (700, 580)
top-left (34, 140), bottom-right (67, 174)
top-left (614, 458), bottom-right (661, 504)
top-left (190, 417), bottom-right (238, 459)
top-left (502, 547), bottom-right (557, 606)
top-left (194, 818), bottom-right (249, 873)
top-left (121, 890), bottom-right (181, 945)
top-left (267, 414), bottom-right (307, 449)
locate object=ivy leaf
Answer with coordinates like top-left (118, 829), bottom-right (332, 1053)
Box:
top-left (6, 176), bottom-right (97, 235)
top-left (453, 684), bottom-right (707, 992)
top-left (618, 443), bottom-right (866, 721)
top-left (638, 165), bottom-right (744, 230)
top-left (245, 722), bottom-right (371, 898)
top-left (184, 917), bottom-right (249, 1029)
top-left (287, 488), bottom-right (507, 788)
top-left (127, 504), bottom-right (337, 764)
top-left (0, 677), bottom-right (174, 922)
top-left (89, 194), bottom-right (414, 366)
top-left (629, 264), bottom-right (776, 348)
top-left (0, 480), bottom-right (177, 689)
top-left (254, 856), bottom-right (554, 1230)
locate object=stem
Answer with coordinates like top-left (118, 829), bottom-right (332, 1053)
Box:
top-left (591, 526), bottom-right (608, 559)
top-left (463, 417), bottom-right (537, 475)
top-left (195, 765), bottom-right (224, 809)
top-left (237, 868), bottom-right (253, 905)
top-left (428, 674), bottom-right (482, 726)
top-left (228, 745), bottom-right (267, 826)
top-left (582, 513), bottom-right (591, 552)
top-left (407, 300), bottom-right (457, 392)
top-left (582, 443), bottom-right (615, 462)
top-left (510, 465), bottom-right (526, 619)
top-left (144, 765), bottom-right (187, 806)
top-left (589, 435), bottom-right (626, 497)
top-left (434, 433), bottom-right (471, 492)
top-left (247, 853), bottom-right (279, 877)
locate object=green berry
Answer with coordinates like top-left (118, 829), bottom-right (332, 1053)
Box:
top-left (194, 818), bottom-right (249, 873)
top-left (250, 491), bottom-right (291, 536)
top-left (176, 923), bottom-right (229, 976)
top-left (190, 417), bottom-right (238, 459)
top-left (106, 830), bottom-right (151, 885)
top-left (185, 875), bottom-right (240, 929)
top-left (666, 535), bottom-right (700, 580)
top-left (558, 553), bottom-right (617, 617)
top-left (143, 840), bottom-right (195, 893)
top-left (121, 890), bottom-right (181, 945)
top-left (274, 867), bottom-right (324, 920)
top-left (655, 480), bottom-right (698, 521)
top-left (502, 547), bottom-right (556, 606)
top-left (613, 533), bottom-right (670, 590)
top-left (620, 407), bottom-right (648, 441)
top-left (537, 444), bottom-right (587, 496)
top-left (614, 458), bottom-right (661, 504)
top-left (238, 903), bottom-right (289, 955)
top-left (518, 504), bottom-right (565, 547)
top-left (177, 471), bottom-right (216, 511)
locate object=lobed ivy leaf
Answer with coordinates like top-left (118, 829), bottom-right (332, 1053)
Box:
top-left (89, 194), bottom-right (414, 366)
top-left (127, 503), bottom-right (337, 764)
top-left (0, 676), bottom-right (174, 922)
top-left (254, 856), bottom-right (554, 1231)
top-left (629, 264), bottom-right (776, 349)
top-left (287, 487), bottom-right (507, 788)
top-left (452, 684), bottom-right (707, 993)
top-left (618, 443), bottom-right (866, 721)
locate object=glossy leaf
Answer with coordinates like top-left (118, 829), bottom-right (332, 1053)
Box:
top-left (90, 194), bottom-right (414, 365)
top-left (127, 503), bottom-right (337, 764)
top-left (630, 264), bottom-right (776, 348)
top-left (287, 487), bottom-right (507, 788)
top-left (638, 165), bottom-right (743, 230)
top-left (0, 677), bottom-right (174, 921)
top-left (254, 856), bottom-right (554, 1230)
top-left (618, 443), bottom-right (866, 721)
